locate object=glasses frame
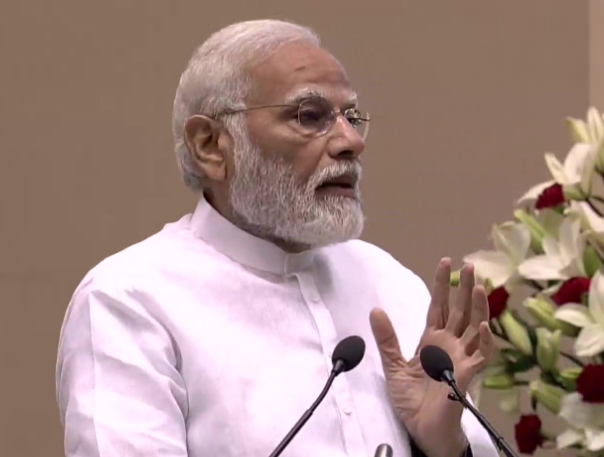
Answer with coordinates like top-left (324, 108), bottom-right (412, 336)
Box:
top-left (218, 99), bottom-right (371, 141)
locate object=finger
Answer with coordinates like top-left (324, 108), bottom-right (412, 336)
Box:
top-left (425, 258), bottom-right (451, 329)
top-left (469, 322), bottom-right (495, 369)
top-left (460, 284), bottom-right (489, 354)
top-left (370, 308), bottom-right (407, 377)
top-left (445, 263), bottom-right (475, 336)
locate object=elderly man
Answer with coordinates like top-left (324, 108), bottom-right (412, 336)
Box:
top-left (56, 19), bottom-right (498, 457)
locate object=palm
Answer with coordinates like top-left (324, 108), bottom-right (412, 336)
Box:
top-left (370, 259), bottom-right (494, 457)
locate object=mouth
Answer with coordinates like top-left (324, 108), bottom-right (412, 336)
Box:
top-left (317, 174), bottom-right (356, 189)
top-left (316, 174), bottom-right (358, 198)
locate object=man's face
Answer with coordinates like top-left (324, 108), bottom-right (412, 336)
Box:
top-left (226, 41), bottom-right (367, 249)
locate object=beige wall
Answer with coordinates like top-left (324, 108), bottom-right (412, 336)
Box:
top-left (0, 1), bottom-right (591, 455)
top-left (592, 0), bottom-right (604, 109)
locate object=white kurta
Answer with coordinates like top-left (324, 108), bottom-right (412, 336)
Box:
top-left (56, 197), bottom-right (497, 457)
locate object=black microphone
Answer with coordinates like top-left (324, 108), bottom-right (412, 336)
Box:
top-left (374, 443), bottom-right (394, 457)
top-left (419, 345), bottom-right (519, 457)
top-left (268, 335), bottom-right (366, 457)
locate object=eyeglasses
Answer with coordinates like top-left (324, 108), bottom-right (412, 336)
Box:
top-left (219, 97), bottom-right (371, 141)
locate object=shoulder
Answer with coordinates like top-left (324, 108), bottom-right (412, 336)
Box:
top-left (67, 216), bottom-right (211, 310)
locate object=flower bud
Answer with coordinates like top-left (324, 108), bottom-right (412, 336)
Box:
top-left (513, 209), bottom-right (546, 253)
top-left (565, 117), bottom-right (590, 143)
top-left (499, 310), bottom-right (533, 356)
top-left (529, 380), bottom-right (565, 414)
top-left (481, 353), bottom-right (507, 377)
top-left (559, 367), bottom-right (582, 391)
top-left (450, 270), bottom-right (460, 287)
top-left (562, 186), bottom-right (586, 201)
top-left (535, 328), bottom-right (561, 372)
top-left (498, 389), bottom-right (520, 413)
top-left (482, 373), bottom-right (515, 390)
top-left (583, 245), bottom-right (601, 277)
top-left (524, 296), bottom-right (559, 331)
top-left (556, 319), bottom-right (581, 338)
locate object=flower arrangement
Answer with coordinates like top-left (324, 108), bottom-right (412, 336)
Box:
top-left (454, 107), bottom-right (604, 455)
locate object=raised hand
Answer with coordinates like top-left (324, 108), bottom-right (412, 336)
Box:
top-left (370, 258), bottom-right (495, 457)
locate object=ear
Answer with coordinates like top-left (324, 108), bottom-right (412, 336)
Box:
top-left (183, 115), bottom-right (230, 182)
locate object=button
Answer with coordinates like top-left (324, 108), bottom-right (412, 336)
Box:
top-left (342, 404), bottom-right (353, 415)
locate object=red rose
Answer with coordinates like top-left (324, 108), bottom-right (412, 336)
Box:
top-left (488, 287), bottom-right (509, 319)
top-left (514, 414), bottom-right (543, 454)
top-left (576, 364), bottom-right (604, 403)
top-left (535, 183), bottom-right (565, 209)
top-left (552, 277), bottom-right (591, 305)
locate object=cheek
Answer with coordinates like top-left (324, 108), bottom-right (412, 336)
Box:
top-left (289, 144), bottom-right (326, 182)
top-left (247, 120), bottom-right (327, 181)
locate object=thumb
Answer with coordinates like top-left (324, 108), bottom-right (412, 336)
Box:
top-left (370, 308), bottom-right (407, 376)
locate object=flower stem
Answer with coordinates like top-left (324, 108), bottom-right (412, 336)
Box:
top-left (490, 325), bottom-right (508, 342)
top-left (527, 280), bottom-right (544, 291)
top-left (592, 195), bottom-right (604, 205)
top-left (559, 351), bottom-right (584, 367)
top-left (587, 198), bottom-right (604, 217)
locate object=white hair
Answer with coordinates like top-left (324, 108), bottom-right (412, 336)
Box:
top-left (172, 19), bottom-right (321, 191)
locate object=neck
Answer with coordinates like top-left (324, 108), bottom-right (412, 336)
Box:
top-left (203, 192), bottom-right (312, 254)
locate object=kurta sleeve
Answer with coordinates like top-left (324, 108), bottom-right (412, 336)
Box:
top-left (56, 276), bottom-right (189, 456)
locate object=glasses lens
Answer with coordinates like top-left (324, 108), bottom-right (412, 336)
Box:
top-left (297, 99), bottom-right (334, 135)
top-left (344, 108), bottom-right (370, 141)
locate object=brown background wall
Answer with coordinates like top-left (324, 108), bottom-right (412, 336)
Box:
top-left (0, 1), bottom-right (592, 455)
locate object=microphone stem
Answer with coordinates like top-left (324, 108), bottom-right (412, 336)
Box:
top-left (268, 370), bottom-right (338, 457)
top-left (449, 382), bottom-right (518, 457)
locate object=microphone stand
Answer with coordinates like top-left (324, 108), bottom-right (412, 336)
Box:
top-left (268, 370), bottom-right (339, 457)
top-left (446, 379), bottom-right (518, 457)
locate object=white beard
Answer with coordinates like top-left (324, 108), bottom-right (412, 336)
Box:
top-left (227, 121), bottom-right (365, 249)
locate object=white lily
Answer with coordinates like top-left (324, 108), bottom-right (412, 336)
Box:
top-left (566, 107), bottom-right (604, 172)
top-left (517, 217), bottom-right (586, 281)
top-left (517, 180), bottom-right (556, 205)
top-left (518, 142), bottom-right (597, 204)
top-left (554, 270), bottom-right (604, 357)
top-left (558, 393), bottom-right (604, 451)
top-left (464, 222), bottom-right (531, 289)
top-left (567, 200), bottom-right (604, 248)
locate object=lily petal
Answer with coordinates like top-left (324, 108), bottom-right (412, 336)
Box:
top-left (545, 152), bottom-right (571, 185)
top-left (463, 251), bottom-right (513, 289)
top-left (556, 428), bottom-right (584, 450)
top-left (557, 218), bottom-right (586, 275)
top-left (588, 271), bottom-right (604, 326)
top-left (518, 255), bottom-right (564, 281)
top-left (560, 393), bottom-right (604, 429)
top-left (517, 180), bottom-right (556, 204)
top-left (554, 304), bottom-right (594, 327)
top-left (568, 201), bottom-right (604, 235)
top-left (575, 324), bottom-right (604, 357)
top-left (563, 143), bottom-right (595, 188)
top-left (587, 107), bottom-right (604, 144)
top-left (491, 223), bottom-right (531, 265)
top-left (585, 428), bottom-right (604, 452)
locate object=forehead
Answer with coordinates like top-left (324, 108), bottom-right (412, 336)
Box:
top-left (247, 42), bottom-right (356, 105)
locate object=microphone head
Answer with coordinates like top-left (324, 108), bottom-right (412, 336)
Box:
top-left (419, 345), bottom-right (454, 382)
top-left (374, 443), bottom-right (394, 457)
top-left (332, 335), bottom-right (366, 373)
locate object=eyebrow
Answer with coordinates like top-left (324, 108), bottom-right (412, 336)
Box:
top-left (283, 87), bottom-right (359, 106)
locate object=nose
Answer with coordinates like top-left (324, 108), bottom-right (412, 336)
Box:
top-left (327, 115), bottom-right (366, 160)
